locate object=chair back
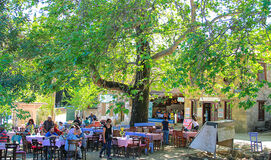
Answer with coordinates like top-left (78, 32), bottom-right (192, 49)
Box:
top-left (113, 130), bottom-right (120, 137)
top-left (248, 132), bottom-right (258, 142)
top-left (32, 139), bottom-right (39, 147)
top-left (175, 131), bottom-right (184, 137)
top-left (136, 127), bottom-right (143, 132)
top-left (5, 143), bottom-right (19, 160)
top-left (68, 140), bottom-right (79, 151)
top-left (49, 137), bottom-right (57, 146)
top-left (112, 137), bottom-right (118, 146)
top-left (131, 136), bottom-right (140, 146)
top-left (129, 127), bottom-right (136, 132)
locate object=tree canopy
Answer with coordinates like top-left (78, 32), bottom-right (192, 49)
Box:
top-left (3, 0), bottom-right (271, 124)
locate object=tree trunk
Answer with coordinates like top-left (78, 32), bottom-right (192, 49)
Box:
top-left (130, 27), bottom-right (151, 126)
top-left (130, 65), bottom-right (150, 126)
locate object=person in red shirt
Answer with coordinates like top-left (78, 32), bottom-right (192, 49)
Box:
top-left (0, 125), bottom-right (8, 143)
top-left (53, 123), bottom-right (63, 136)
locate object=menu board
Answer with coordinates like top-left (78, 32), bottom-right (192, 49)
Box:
top-left (218, 108), bottom-right (224, 118)
top-left (197, 108), bottom-right (202, 117)
top-left (185, 108), bottom-right (190, 118)
top-left (183, 119), bottom-right (192, 130)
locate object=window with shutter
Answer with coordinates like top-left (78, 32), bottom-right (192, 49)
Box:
top-left (258, 101), bottom-right (265, 121)
top-left (224, 101), bottom-right (232, 120)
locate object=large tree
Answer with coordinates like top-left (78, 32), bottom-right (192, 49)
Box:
top-left (0, 0), bottom-right (34, 121)
top-left (21, 0), bottom-right (271, 125)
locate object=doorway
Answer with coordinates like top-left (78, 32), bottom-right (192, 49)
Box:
top-left (203, 103), bottom-right (211, 124)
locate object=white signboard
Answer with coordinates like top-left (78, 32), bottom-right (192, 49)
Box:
top-left (199, 97), bottom-right (220, 102)
top-left (177, 97), bottom-right (185, 102)
top-left (190, 123), bottom-right (217, 153)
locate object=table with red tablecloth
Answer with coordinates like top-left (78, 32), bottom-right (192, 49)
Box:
top-left (183, 131), bottom-right (197, 140)
top-left (146, 133), bottom-right (163, 141)
top-left (116, 137), bottom-right (134, 148)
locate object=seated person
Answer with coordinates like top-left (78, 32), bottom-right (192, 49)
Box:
top-left (58, 122), bottom-right (65, 132)
top-left (158, 112), bottom-right (164, 119)
top-left (65, 128), bottom-right (82, 159)
top-left (191, 115), bottom-right (199, 131)
top-left (156, 109), bottom-right (161, 118)
top-left (0, 125), bottom-right (7, 143)
top-left (45, 127), bottom-right (59, 138)
top-left (54, 123), bottom-right (63, 136)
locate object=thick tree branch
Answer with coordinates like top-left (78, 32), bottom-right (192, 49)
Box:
top-left (152, 12), bottom-right (242, 60)
top-left (151, 29), bottom-right (193, 60)
top-left (190, 0), bottom-right (196, 23)
top-left (210, 12), bottom-right (241, 24)
top-left (90, 64), bottom-right (131, 94)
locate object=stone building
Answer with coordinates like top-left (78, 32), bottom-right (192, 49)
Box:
top-left (183, 63), bottom-right (271, 132)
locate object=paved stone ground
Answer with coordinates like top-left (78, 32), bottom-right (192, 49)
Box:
top-left (21, 131), bottom-right (271, 160)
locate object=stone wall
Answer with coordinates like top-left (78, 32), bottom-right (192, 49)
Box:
top-left (13, 102), bottom-right (44, 127)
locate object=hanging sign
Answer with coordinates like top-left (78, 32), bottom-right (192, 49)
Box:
top-left (177, 97), bottom-right (185, 102)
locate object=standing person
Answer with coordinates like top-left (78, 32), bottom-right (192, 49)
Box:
top-left (0, 125), bottom-right (8, 143)
top-left (73, 117), bottom-right (82, 126)
top-left (100, 119), bottom-right (112, 159)
top-left (88, 113), bottom-right (97, 124)
top-left (162, 117), bottom-right (169, 145)
top-left (43, 116), bottom-right (54, 133)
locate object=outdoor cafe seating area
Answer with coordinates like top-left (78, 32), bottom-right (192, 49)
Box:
top-left (0, 122), bottom-right (198, 159)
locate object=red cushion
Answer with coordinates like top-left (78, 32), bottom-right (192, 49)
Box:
top-left (31, 146), bottom-right (42, 149)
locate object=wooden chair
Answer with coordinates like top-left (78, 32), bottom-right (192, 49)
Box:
top-left (66, 140), bottom-right (80, 159)
top-left (127, 136), bottom-right (140, 158)
top-left (80, 141), bottom-right (87, 160)
top-left (112, 137), bottom-right (120, 157)
top-left (136, 127), bottom-right (143, 132)
top-left (4, 144), bottom-right (18, 160)
top-left (48, 137), bottom-right (60, 160)
top-left (113, 130), bottom-right (120, 137)
top-left (21, 134), bottom-right (32, 153)
top-left (140, 137), bottom-right (150, 155)
top-left (175, 131), bottom-right (186, 147)
top-left (89, 134), bottom-right (100, 151)
top-left (32, 139), bottom-right (43, 160)
top-left (129, 127), bottom-right (136, 132)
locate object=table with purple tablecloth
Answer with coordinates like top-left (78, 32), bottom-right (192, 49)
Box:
top-left (26, 136), bottom-right (45, 142)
